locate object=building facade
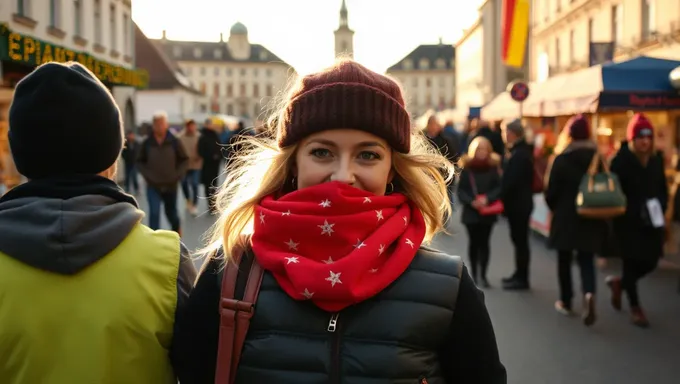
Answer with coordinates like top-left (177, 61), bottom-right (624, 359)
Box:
top-left (334, 0), bottom-right (354, 58)
top-left (530, 0), bottom-right (680, 82)
top-left (455, 0), bottom-right (526, 112)
top-left (0, 0), bottom-right (145, 187)
top-left (386, 41), bottom-right (456, 117)
top-left (153, 22), bottom-right (294, 122)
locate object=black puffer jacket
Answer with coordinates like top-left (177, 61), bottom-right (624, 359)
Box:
top-left (544, 142), bottom-right (608, 253)
top-left (457, 154), bottom-right (503, 225)
top-left (501, 139), bottom-right (534, 218)
top-left (172, 248), bottom-right (507, 384)
top-left (610, 141), bottom-right (668, 260)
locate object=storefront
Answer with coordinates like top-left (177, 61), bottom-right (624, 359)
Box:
top-left (0, 23), bottom-right (149, 189)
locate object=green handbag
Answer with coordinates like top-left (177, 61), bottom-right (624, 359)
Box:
top-left (576, 153), bottom-right (627, 218)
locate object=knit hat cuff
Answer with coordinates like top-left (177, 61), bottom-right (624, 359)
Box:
top-left (279, 82), bottom-right (411, 153)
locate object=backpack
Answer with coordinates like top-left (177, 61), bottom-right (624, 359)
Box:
top-left (576, 153), bottom-right (627, 219)
top-left (215, 237), bottom-right (264, 384)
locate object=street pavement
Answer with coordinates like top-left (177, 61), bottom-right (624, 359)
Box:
top-left (135, 187), bottom-right (680, 384)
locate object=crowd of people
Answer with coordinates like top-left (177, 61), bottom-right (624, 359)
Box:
top-left (0, 58), bottom-right (674, 384)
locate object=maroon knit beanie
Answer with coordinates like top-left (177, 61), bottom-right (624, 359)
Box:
top-left (277, 60), bottom-right (411, 153)
top-left (566, 114), bottom-right (590, 140)
top-left (626, 113), bottom-right (654, 141)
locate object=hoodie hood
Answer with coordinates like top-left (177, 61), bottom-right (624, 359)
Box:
top-left (0, 177), bottom-right (144, 275)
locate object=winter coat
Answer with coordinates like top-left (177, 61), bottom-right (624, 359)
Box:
top-left (457, 154), bottom-right (503, 225)
top-left (544, 142), bottom-right (608, 253)
top-left (197, 128), bottom-right (223, 186)
top-left (501, 139), bottom-right (534, 218)
top-left (610, 141), bottom-right (668, 260)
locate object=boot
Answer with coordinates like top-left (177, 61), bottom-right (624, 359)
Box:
top-left (605, 276), bottom-right (622, 311)
top-left (554, 301), bottom-right (573, 316)
top-left (630, 306), bottom-right (650, 328)
top-left (582, 293), bottom-right (596, 326)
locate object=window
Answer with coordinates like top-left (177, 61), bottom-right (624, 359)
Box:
top-left (226, 68), bottom-right (233, 76)
top-left (569, 29), bottom-right (574, 63)
top-left (194, 48), bottom-right (202, 58)
top-left (214, 49), bottom-right (222, 59)
top-left (50, 0), bottom-right (61, 28)
top-left (110, 4), bottom-right (117, 51)
top-left (94, 0), bottom-right (102, 44)
top-left (214, 67), bottom-right (219, 76)
top-left (200, 104), bottom-right (207, 113)
top-left (200, 82), bottom-right (206, 95)
top-left (253, 84), bottom-right (259, 97)
top-left (74, 0), bottom-right (82, 35)
top-left (611, 4), bottom-right (623, 46)
top-left (642, 0), bottom-right (656, 39)
top-left (184, 67), bottom-right (192, 76)
top-left (425, 78), bottom-right (431, 87)
top-left (419, 59), bottom-right (430, 69)
top-left (588, 17), bottom-right (594, 43)
top-left (199, 67), bottom-right (206, 76)
top-left (555, 37), bottom-right (561, 68)
top-left (253, 68), bottom-right (259, 77)
top-left (266, 69), bottom-right (272, 77)
top-left (213, 83), bottom-right (220, 97)
top-left (240, 68), bottom-right (246, 76)
top-left (254, 104), bottom-right (260, 117)
top-left (239, 83), bottom-right (246, 96)
top-left (403, 60), bottom-right (413, 70)
top-left (17, 0), bottom-right (31, 17)
top-left (411, 77), bottom-right (417, 87)
top-left (227, 104), bottom-right (234, 115)
top-left (123, 13), bottom-right (130, 55)
top-left (435, 59), bottom-right (446, 69)
top-left (227, 84), bottom-right (233, 97)
top-left (266, 84), bottom-right (273, 97)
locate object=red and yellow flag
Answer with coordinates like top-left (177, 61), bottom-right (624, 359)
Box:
top-left (501, 0), bottom-right (530, 68)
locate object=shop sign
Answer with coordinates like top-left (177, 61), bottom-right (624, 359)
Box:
top-left (599, 92), bottom-right (680, 110)
top-left (0, 23), bottom-right (148, 89)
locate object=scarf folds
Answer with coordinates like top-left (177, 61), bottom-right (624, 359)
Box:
top-left (251, 181), bottom-right (426, 312)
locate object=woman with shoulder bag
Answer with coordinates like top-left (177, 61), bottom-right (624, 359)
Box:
top-left (171, 60), bottom-right (507, 384)
top-left (544, 115), bottom-right (607, 326)
top-left (457, 136), bottom-right (503, 287)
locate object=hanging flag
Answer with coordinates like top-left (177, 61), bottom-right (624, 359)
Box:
top-left (501, 0), bottom-right (530, 68)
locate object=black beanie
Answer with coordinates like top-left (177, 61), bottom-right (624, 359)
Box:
top-left (8, 61), bottom-right (123, 179)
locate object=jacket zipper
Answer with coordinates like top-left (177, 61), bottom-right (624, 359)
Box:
top-left (328, 312), bottom-right (341, 384)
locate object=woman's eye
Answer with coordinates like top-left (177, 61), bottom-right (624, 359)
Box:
top-left (358, 151), bottom-right (380, 161)
top-left (310, 148), bottom-right (332, 158)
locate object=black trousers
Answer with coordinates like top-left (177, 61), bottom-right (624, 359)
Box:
top-left (464, 223), bottom-right (494, 280)
top-left (622, 258), bottom-right (658, 307)
top-left (557, 250), bottom-right (595, 308)
top-left (507, 214), bottom-right (531, 281)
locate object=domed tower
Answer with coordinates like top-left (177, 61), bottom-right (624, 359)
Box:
top-left (334, 0), bottom-right (354, 58)
top-left (228, 21), bottom-right (251, 60)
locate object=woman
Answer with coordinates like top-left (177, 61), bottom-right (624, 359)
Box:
top-left (457, 136), bottom-right (502, 288)
top-left (172, 60), bottom-right (506, 383)
top-left (544, 115), bottom-right (606, 326)
top-left (608, 113), bottom-right (668, 328)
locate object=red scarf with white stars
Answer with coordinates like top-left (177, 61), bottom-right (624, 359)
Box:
top-left (251, 181), bottom-right (426, 312)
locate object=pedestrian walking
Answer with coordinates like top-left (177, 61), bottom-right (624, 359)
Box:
top-left (0, 61), bottom-right (196, 384)
top-left (457, 136), bottom-right (503, 287)
top-left (607, 113), bottom-right (668, 327)
top-left (197, 117), bottom-right (223, 215)
top-left (178, 119), bottom-right (202, 216)
top-left (121, 130), bottom-right (140, 194)
top-left (137, 111), bottom-right (189, 234)
top-left (544, 115), bottom-right (607, 325)
top-left (172, 59), bottom-right (506, 384)
top-left (500, 119), bottom-right (534, 290)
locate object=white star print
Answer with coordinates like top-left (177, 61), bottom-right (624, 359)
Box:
top-left (319, 199), bottom-right (332, 208)
top-left (318, 220), bottom-right (335, 236)
top-left (285, 239), bottom-right (299, 251)
top-left (282, 210), bottom-right (291, 216)
top-left (363, 197), bottom-right (372, 203)
top-left (369, 268), bottom-right (379, 273)
top-left (259, 212), bottom-right (266, 224)
top-left (405, 238), bottom-right (414, 248)
top-left (285, 256), bottom-right (300, 264)
top-left (353, 239), bottom-right (366, 249)
top-left (378, 244), bottom-right (385, 255)
top-left (323, 256), bottom-right (334, 264)
top-left (302, 288), bottom-right (314, 299)
top-left (325, 271), bottom-right (342, 287)
top-left (375, 210), bottom-right (384, 221)
top-left (402, 216), bottom-right (408, 225)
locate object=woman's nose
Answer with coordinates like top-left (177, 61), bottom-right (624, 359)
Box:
top-left (331, 162), bottom-right (355, 184)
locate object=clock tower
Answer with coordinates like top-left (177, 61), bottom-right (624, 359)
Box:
top-left (334, 0), bottom-right (354, 58)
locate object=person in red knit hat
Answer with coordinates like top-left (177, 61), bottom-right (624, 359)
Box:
top-left (171, 60), bottom-right (507, 383)
top-left (608, 112), bottom-right (668, 328)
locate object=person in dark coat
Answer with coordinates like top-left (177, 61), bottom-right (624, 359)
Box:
top-left (544, 115), bottom-right (607, 326)
top-left (607, 113), bottom-right (668, 328)
top-left (471, 120), bottom-right (505, 157)
top-left (121, 130), bottom-right (140, 194)
top-left (457, 136), bottom-right (503, 287)
top-left (197, 118), bottom-right (223, 214)
top-left (500, 119), bottom-right (534, 290)
top-left (225, 120), bottom-right (254, 169)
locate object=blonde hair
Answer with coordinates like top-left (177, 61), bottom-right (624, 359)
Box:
top-left (467, 136), bottom-right (493, 159)
top-left (201, 65), bottom-right (455, 265)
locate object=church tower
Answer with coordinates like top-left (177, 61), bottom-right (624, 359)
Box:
top-left (334, 0), bottom-right (354, 58)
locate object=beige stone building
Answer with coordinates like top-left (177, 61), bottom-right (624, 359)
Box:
top-left (386, 41), bottom-right (456, 117)
top-left (530, 0), bottom-right (680, 81)
top-left (153, 22), bottom-right (295, 121)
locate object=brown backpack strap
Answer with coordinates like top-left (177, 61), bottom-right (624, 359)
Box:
top-left (214, 240), bottom-right (264, 384)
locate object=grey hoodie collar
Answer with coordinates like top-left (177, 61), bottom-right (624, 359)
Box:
top-left (0, 195), bottom-right (144, 275)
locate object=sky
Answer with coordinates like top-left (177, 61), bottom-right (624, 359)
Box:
top-left (132, 0), bottom-right (482, 75)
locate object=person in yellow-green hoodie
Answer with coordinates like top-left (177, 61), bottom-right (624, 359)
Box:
top-left (0, 61), bottom-right (197, 384)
